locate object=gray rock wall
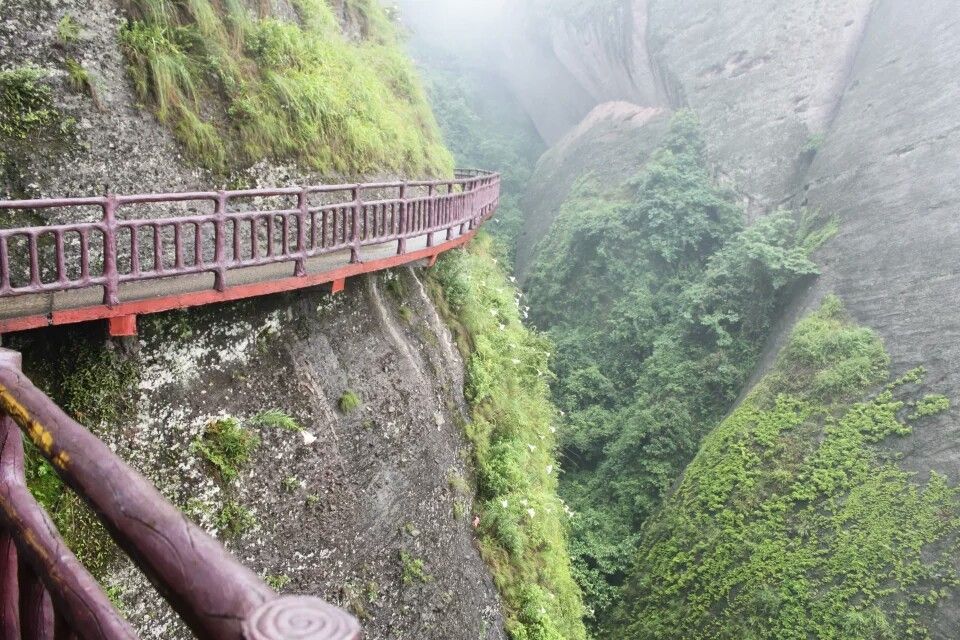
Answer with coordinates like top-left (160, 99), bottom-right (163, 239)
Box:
top-left (779, 0), bottom-right (960, 486)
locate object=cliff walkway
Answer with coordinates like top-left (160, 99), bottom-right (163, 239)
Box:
top-left (0, 170), bottom-right (500, 639)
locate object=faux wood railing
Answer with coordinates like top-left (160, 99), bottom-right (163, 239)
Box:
top-left (0, 348), bottom-right (360, 639)
top-left (0, 170), bottom-right (500, 336)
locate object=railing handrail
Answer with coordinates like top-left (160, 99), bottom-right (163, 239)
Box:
top-left (0, 170), bottom-right (499, 212)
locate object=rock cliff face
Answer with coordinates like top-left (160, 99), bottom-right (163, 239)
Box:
top-left (782, 0), bottom-right (960, 486)
top-left (0, 0), bottom-right (506, 638)
top-left (514, 0), bottom-right (960, 481)
top-left (103, 273), bottom-right (504, 639)
top-left (502, 0), bottom-right (960, 635)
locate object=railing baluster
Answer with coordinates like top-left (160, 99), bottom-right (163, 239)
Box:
top-left (350, 189), bottom-right (361, 264)
top-left (426, 185), bottom-right (434, 248)
top-left (194, 221), bottom-right (203, 267)
top-left (130, 225), bottom-right (141, 278)
top-left (0, 351), bottom-right (20, 640)
top-left (233, 217), bottom-right (242, 264)
top-left (153, 225), bottom-right (162, 273)
top-left (102, 196), bottom-right (119, 306)
top-left (0, 236), bottom-right (9, 294)
top-left (54, 231), bottom-right (66, 284)
top-left (266, 214), bottom-right (274, 258)
top-left (173, 222), bottom-right (184, 269)
top-left (397, 185), bottom-right (407, 255)
top-left (0, 527), bottom-right (18, 640)
top-left (28, 233), bottom-right (40, 288)
top-left (295, 191), bottom-right (307, 276)
top-left (18, 566), bottom-right (53, 640)
top-left (214, 192), bottom-right (227, 290)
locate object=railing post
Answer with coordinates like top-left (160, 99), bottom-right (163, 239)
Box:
top-left (0, 349), bottom-right (21, 640)
top-left (102, 195), bottom-right (119, 306)
top-left (350, 187), bottom-right (361, 264)
top-left (214, 191), bottom-right (227, 292)
top-left (426, 184), bottom-right (434, 248)
top-left (295, 189), bottom-right (307, 277)
top-left (397, 184), bottom-right (407, 256)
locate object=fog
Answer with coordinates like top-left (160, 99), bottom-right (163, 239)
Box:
top-left (395, 0), bottom-right (508, 62)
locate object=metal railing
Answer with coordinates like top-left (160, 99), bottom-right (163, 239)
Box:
top-left (0, 170), bottom-right (499, 307)
top-left (0, 349), bottom-right (360, 639)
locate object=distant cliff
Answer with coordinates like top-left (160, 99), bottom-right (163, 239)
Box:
top-left (492, 0), bottom-right (960, 637)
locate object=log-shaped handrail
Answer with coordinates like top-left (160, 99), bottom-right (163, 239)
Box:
top-left (0, 348), bottom-right (361, 639)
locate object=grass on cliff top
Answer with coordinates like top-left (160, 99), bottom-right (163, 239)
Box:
top-left (429, 232), bottom-right (588, 640)
top-left (119, 0), bottom-right (453, 177)
top-left (615, 296), bottom-right (960, 640)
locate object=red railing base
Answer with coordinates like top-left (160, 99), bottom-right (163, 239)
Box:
top-left (107, 315), bottom-right (137, 338)
top-left (331, 279), bottom-right (346, 294)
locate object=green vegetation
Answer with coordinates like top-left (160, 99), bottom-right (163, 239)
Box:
top-left (523, 112), bottom-right (829, 624)
top-left (264, 573), bottom-right (291, 590)
top-left (282, 475), bottom-right (301, 492)
top-left (118, 0), bottom-right (452, 175)
top-left (430, 233), bottom-right (587, 640)
top-left (216, 499), bottom-right (256, 537)
top-left (338, 390), bottom-right (361, 413)
top-left (803, 132), bottom-right (826, 155)
top-left (192, 416), bottom-right (260, 481)
top-left (252, 408), bottom-right (302, 432)
top-left (57, 15), bottom-right (82, 44)
top-left (0, 67), bottom-right (75, 195)
top-left (399, 550), bottom-right (432, 585)
top-left (63, 58), bottom-right (102, 110)
top-left (614, 297), bottom-right (960, 639)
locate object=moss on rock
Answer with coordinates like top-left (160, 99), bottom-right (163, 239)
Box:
top-left (615, 297), bottom-right (960, 640)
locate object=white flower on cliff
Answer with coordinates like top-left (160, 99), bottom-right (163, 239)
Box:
top-left (301, 431), bottom-right (317, 445)
top-left (501, 499), bottom-right (509, 508)
top-left (527, 508), bottom-right (536, 518)
top-left (545, 465), bottom-right (553, 475)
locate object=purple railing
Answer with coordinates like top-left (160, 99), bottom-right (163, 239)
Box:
top-left (0, 348), bottom-right (360, 639)
top-left (0, 170), bottom-right (500, 304)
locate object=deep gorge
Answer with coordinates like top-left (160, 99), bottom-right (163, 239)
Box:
top-left (2, 0), bottom-right (960, 638)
